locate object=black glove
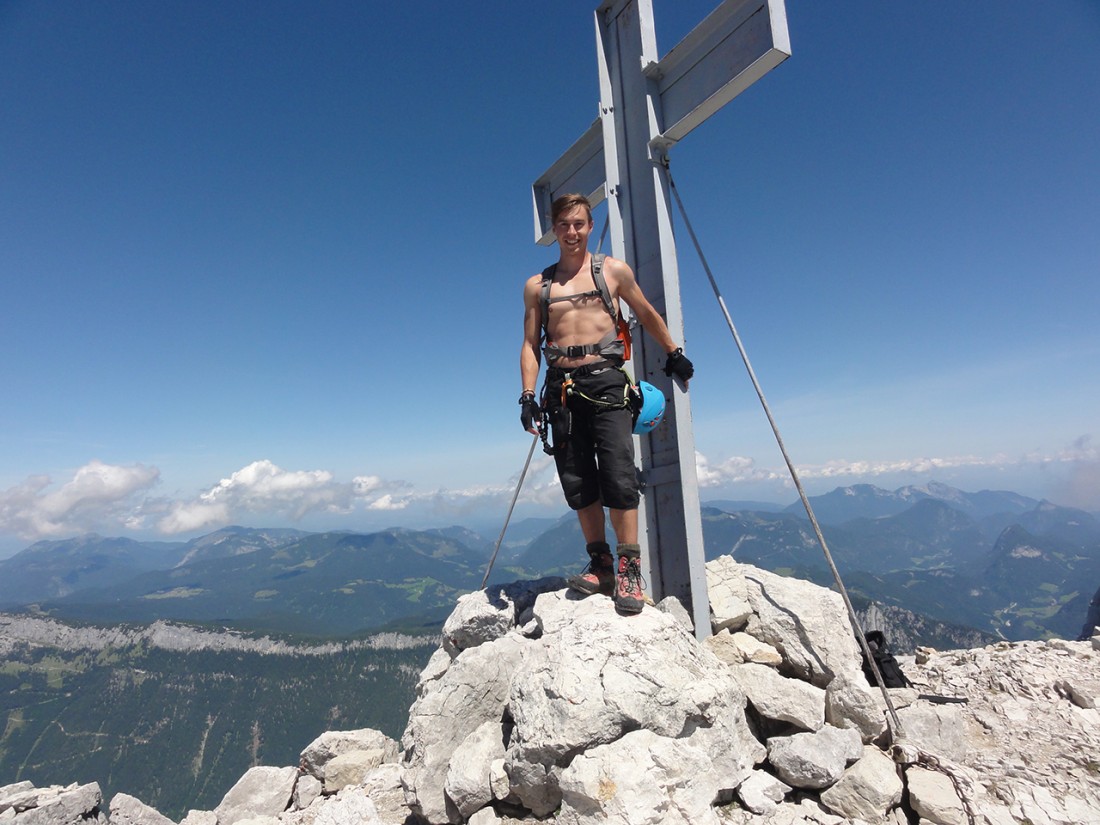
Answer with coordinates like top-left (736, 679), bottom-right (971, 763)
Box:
top-left (663, 348), bottom-right (694, 382)
top-left (519, 392), bottom-right (541, 433)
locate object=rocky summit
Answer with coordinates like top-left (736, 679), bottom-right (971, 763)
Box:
top-left (5, 557), bottom-right (1099, 825)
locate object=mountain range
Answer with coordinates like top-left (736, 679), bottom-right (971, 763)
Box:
top-left (0, 481), bottom-right (1096, 643)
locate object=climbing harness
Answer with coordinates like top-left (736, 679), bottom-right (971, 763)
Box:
top-left (539, 252), bottom-right (632, 365)
top-left (538, 361), bottom-right (663, 452)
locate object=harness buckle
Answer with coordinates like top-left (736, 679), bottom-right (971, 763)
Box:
top-left (565, 344), bottom-right (587, 358)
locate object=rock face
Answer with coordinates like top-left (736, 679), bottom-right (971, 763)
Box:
top-left (10, 557), bottom-right (1100, 825)
top-left (405, 588), bottom-right (763, 823)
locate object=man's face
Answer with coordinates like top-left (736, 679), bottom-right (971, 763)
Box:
top-left (553, 205), bottom-right (593, 254)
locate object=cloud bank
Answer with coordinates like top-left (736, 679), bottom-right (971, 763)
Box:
top-left (1, 438), bottom-right (1095, 542)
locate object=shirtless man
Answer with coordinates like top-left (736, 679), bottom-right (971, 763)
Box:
top-left (519, 193), bottom-right (694, 614)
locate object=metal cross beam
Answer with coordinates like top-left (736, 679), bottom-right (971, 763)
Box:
top-left (532, 0), bottom-right (789, 640)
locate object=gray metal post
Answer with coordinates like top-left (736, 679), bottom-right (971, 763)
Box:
top-left (595, 0), bottom-right (709, 638)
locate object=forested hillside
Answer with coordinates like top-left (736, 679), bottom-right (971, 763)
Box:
top-left (0, 623), bottom-right (435, 820)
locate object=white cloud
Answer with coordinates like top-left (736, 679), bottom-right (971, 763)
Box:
top-left (0, 460), bottom-right (159, 539)
top-left (3, 436), bottom-right (1093, 544)
top-left (156, 459), bottom-right (414, 534)
top-left (695, 453), bottom-right (778, 487)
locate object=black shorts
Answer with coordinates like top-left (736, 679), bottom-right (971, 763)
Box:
top-left (545, 365), bottom-right (640, 511)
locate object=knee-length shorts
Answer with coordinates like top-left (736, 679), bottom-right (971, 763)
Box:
top-left (545, 365), bottom-right (640, 511)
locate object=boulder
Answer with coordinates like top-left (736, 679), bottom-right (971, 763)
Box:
top-left (179, 811), bottom-right (217, 825)
top-left (904, 765), bottom-right (968, 825)
top-left (737, 563), bottom-right (863, 687)
top-left (706, 555), bottom-right (753, 632)
top-left (895, 702), bottom-right (968, 762)
top-left (736, 770), bottom-right (791, 815)
top-left (732, 661), bottom-right (826, 731)
top-left (502, 592), bottom-right (761, 816)
top-left (556, 729), bottom-right (723, 825)
top-left (732, 631), bottom-right (783, 666)
top-left (11, 784), bottom-right (102, 825)
top-left (443, 721), bottom-right (504, 820)
top-left (300, 730), bottom-right (398, 782)
top-left (766, 725), bottom-right (862, 790)
top-left (442, 590), bottom-right (516, 652)
top-left (356, 765), bottom-right (406, 825)
top-left (1055, 676), bottom-right (1100, 709)
top-left (291, 776), bottom-right (322, 811)
top-left (279, 790), bottom-right (383, 825)
top-left (214, 766), bottom-right (298, 825)
top-left (108, 794), bottom-right (174, 825)
top-left (324, 750), bottom-right (387, 793)
top-left (0, 785), bottom-right (34, 815)
top-left (819, 745), bottom-right (903, 821)
top-left (825, 670), bottom-right (888, 743)
top-left (402, 632), bottom-right (526, 823)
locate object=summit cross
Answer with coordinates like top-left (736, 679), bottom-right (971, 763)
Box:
top-left (532, 0), bottom-right (790, 639)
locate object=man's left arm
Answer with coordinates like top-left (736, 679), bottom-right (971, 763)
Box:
top-left (610, 259), bottom-right (694, 385)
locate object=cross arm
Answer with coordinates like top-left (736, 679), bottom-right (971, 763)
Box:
top-left (648, 0), bottom-right (790, 150)
top-left (531, 119), bottom-right (606, 245)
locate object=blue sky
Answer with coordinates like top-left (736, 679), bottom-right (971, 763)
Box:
top-left (1, 1), bottom-right (1098, 554)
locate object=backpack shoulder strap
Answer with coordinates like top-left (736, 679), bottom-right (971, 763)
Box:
top-left (538, 263), bottom-right (556, 341)
top-left (589, 253), bottom-right (617, 320)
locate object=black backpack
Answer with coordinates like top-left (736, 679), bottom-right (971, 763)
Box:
top-left (860, 630), bottom-right (912, 688)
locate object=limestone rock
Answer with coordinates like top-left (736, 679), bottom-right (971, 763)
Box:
top-left (732, 661), bottom-right (826, 731)
top-left (402, 632), bottom-right (526, 823)
top-left (416, 647), bottom-right (453, 695)
top-left (906, 639), bottom-right (1100, 822)
top-left (0, 785), bottom-right (34, 815)
top-left (300, 730), bottom-right (398, 782)
top-left (356, 764), bottom-right (406, 825)
top-left (905, 765), bottom-right (968, 825)
top-left (279, 790), bottom-right (383, 825)
top-left (442, 590), bottom-right (516, 652)
top-left (706, 555), bottom-right (753, 632)
top-left (819, 745), bottom-right (903, 821)
top-left (503, 592), bottom-right (761, 816)
top-left (323, 750), bottom-right (387, 793)
top-left (655, 594), bottom-right (694, 632)
top-left (825, 669), bottom-right (888, 743)
top-left (737, 770), bottom-right (791, 815)
top-left (895, 703), bottom-right (968, 762)
top-left (11, 784), bottom-right (101, 825)
top-left (108, 794), bottom-right (174, 825)
top-left (556, 729), bottom-right (723, 825)
top-left (737, 562), bottom-right (863, 687)
top-left (291, 776), bottom-right (322, 811)
top-left (443, 721), bottom-right (504, 819)
top-left (214, 766), bottom-right (297, 825)
top-left (179, 810), bottom-right (217, 825)
top-left (488, 760), bottom-right (509, 802)
top-left (1055, 676), bottom-right (1100, 709)
top-left (703, 627), bottom-right (743, 666)
top-left (733, 631), bottom-right (783, 665)
top-left (766, 725), bottom-right (862, 790)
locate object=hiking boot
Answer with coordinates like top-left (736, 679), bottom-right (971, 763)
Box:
top-left (567, 542), bottom-right (615, 597)
top-left (614, 544), bottom-right (645, 614)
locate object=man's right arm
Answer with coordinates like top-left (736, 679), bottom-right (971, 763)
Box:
top-left (519, 276), bottom-right (543, 434)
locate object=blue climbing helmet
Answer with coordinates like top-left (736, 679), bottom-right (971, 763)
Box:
top-left (632, 381), bottom-right (666, 434)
